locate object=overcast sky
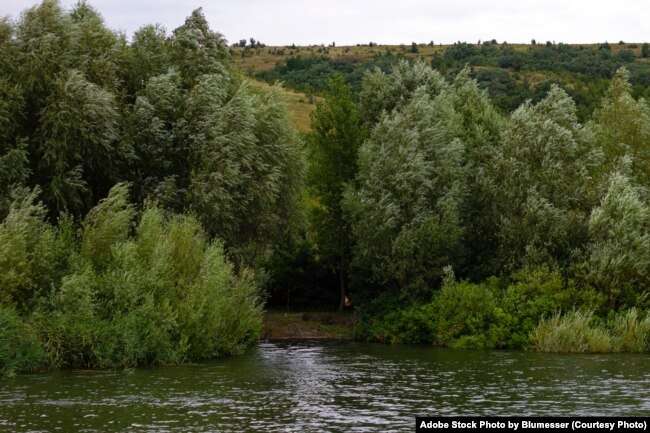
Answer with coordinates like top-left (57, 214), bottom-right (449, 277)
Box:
top-left (2, 0), bottom-right (648, 46)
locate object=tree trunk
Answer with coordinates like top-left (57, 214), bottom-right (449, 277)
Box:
top-left (338, 262), bottom-right (346, 311)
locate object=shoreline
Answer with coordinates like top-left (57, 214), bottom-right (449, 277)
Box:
top-left (261, 311), bottom-right (357, 341)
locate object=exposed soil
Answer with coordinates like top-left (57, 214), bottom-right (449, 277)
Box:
top-left (262, 311), bottom-right (357, 340)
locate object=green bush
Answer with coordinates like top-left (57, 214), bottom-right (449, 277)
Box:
top-left (356, 268), bottom-right (609, 350)
top-left (430, 278), bottom-right (510, 349)
top-left (0, 306), bottom-right (47, 375)
top-left (501, 268), bottom-right (605, 348)
top-left (1, 184), bottom-right (263, 372)
top-left (0, 188), bottom-right (71, 312)
top-left (356, 278), bottom-right (509, 348)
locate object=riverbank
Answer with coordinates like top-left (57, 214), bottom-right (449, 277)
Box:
top-left (262, 311), bottom-right (357, 340)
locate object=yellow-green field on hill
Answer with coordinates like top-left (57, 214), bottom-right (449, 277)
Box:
top-left (248, 79), bottom-right (321, 132)
top-left (233, 42), bottom-right (647, 74)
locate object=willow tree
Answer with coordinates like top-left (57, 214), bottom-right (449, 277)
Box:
top-left (182, 75), bottom-right (304, 265)
top-left (67, 1), bottom-right (124, 91)
top-left (346, 82), bottom-right (466, 300)
top-left (0, 79), bottom-right (29, 218)
top-left (448, 68), bottom-right (502, 278)
top-left (493, 85), bottom-right (602, 271)
top-left (35, 69), bottom-right (128, 216)
top-left (170, 8), bottom-right (230, 88)
top-left (587, 172), bottom-right (650, 307)
top-left (1, 0), bottom-right (132, 218)
top-left (121, 24), bottom-right (170, 98)
top-left (359, 60), bottom-right (446, 126)
top-left (129, 70), bottom-right (186, 209)
top-left (309, 75), bottom-right (366, 309)
top-left (590, 68), bottom-right (650, 187)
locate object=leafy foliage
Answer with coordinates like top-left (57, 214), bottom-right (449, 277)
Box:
top-left (346, 65), bottom-right (466, 299)
top-left (308, 75), bottom-right (366, 307)
top-left (0, 184), bottom-right (263, 374)
top-left (492, 85), bottom-right (601, 271)
top-left (0, 1), bottom-right (304, 265)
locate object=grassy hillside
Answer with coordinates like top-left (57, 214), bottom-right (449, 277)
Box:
top-left (248, 80), bottom-right (320, 132)
top-left (233, 42), bottom-right (650, 122)
top-left (233, 42), bottom-right (648, 75)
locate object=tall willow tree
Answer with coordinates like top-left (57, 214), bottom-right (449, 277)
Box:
top-left (129, 70), bottom-right (186, 209)
top-left (36, 69), bottom-right (128, 216)
top-left (182, 75), bottom-right (304, 265)
top-left (448, 68), bottom-right (502, 278)
top-left (0, 79), bottom-right (29, 218)
top-left (309, 75), bottom-right (366, 309)
top-left (590, 68), bottom-right (650, 187)
top-left (0, 1), bottom-right (305, 265)
top-left (360, 60), bottom-right (446, 126)
top-left (493, 85), bottom-right (602, 271)
top-left (587, 173), bottom-right (650, 307)
top-left (347, 64), bottom-right (466, 300)
top-left (346, 62), bottom-right (504, 299)
top-left (121, 24), bottom-right (170, 99)
top-left (0, 0), bottom-right (131, 217)
top-left (170, 8), bottom-right (230, 88)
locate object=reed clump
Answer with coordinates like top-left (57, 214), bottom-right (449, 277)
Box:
top-left (531, 309), bottom-right (650, 353)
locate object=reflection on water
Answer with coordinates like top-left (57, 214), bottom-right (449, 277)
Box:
top-left (2, 341), bottom-right (650, 432)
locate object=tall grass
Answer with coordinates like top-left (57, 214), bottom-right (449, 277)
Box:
top-left (531, 309), bottom-right (650, 353)
top-left (611, 308), bottom-right (650, 352)
top-left (530, 310), bottom-right (614, 353)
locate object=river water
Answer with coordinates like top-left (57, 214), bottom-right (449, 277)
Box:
top-left (1, 340), bottom-right (650, 432)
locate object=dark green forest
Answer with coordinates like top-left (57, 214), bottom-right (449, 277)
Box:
top-left (3, 0), bottom-right (650, 375)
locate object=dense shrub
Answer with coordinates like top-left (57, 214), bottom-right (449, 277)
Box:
top-left (0, 184), bottom-right (263, 374)
top-left (500, 268), bottom-right (605, 347)
top-left (356, 277), bottom-right (507, 348)
top-left (356, 268), bottom-right (607, 350)
top-left (0, 306), bottom-right (47, 375)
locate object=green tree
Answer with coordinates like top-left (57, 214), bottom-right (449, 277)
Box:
top-left (641, 43), bottom-right (650, 58)
top-left (13, 0), bottom-right (71, 125)
top-left (0, 79), bottom-right (29, 218)
top-left (448, 68), bottom-right (503, 278)
top-left (587, 173), bottom-right (650, 307)
top-left (493, 85), bottom-right (601, 271)
top-left (129, 70), bottom-right (186, 209)
top-left (3, 1), bottom-right (132, 218)
top-left (346, 84), bottom-right (466, 300)
top-left (308, 75), bottom-right (366, 309)
top-left (121, 24), bottom-right (170, 98)
top-left (183, 76), bottom-right (304, 265)
top-left (35, 69), bottom-right (130, 216)
top-left (67, 1), bottom-right (124, 90)
top-left (360, 60), bottom-right (446, 126)
top-left (590, 68), bottom-right (650, 186)
top-left (170, 8), bottom-right (230, 88)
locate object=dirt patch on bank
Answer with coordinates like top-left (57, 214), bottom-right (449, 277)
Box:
top-left (262, 311), bottom-right (357, 340)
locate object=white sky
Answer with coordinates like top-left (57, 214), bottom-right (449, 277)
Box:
top-left (1, 0), bottom-right (648, 46)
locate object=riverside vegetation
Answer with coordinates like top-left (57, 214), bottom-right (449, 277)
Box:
top-left (2, 1), bottom-right (650, 376)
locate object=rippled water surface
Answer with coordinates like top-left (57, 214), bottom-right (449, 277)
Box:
top-left (2, 341), bottom-right (650, 432)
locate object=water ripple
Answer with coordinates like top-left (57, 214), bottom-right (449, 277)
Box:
top-left (2, 341), bottom-right (650, 432)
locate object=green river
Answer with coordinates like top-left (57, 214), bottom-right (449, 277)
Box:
top-left (2, 340), bottom-right (650, 432)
